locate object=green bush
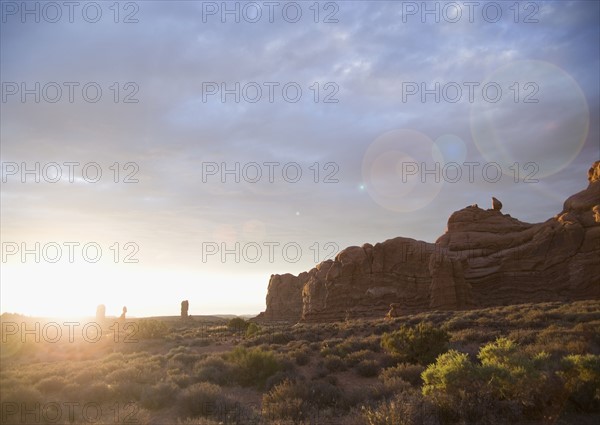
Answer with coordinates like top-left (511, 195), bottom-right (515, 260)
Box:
top-left (422, 350), bottom-right (475, 398)
top-left (422, 349), bottom-right (513, 423)
top-left (246, 322), bottom-right (260, 337)
top-left (381, 322), bottom-right (449, 365)
top-left (421, 339), bottom-right (573, 422)
top-left (560, 354), bottom-right (600, 410)
top-left (227, 317), bottom-right (249, 333)
top-left (226, 346), bottom-right (280, 388)
top-left (477, 337), bottom-right (547, 406)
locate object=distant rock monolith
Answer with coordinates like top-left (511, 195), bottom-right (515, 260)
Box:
top-left (96, 304), bottom-right (106, 321)
top-left (181, 300), bottom-right (189, 318)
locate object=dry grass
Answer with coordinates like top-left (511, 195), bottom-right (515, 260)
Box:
top-left (1, 300), bottom-right (599, 424)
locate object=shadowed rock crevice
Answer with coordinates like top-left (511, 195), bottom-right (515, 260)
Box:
top-left (255, 161), bottom-right (600, 323)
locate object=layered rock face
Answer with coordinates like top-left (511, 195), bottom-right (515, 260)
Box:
top-left (254, 273), bottom-right (307, 322)
top-left (256, 162), bottom-right (600, 323)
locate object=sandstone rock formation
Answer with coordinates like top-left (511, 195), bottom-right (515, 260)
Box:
top-left (96, 304), bottom-right (106, 322)
top-left (492, 197), bottom-right (503, 211)
top-left (255, 162), bottom-right (600, 323)
top-left (254, 273), bottom-right (307, 322)
top-left (181, 300), bottom-right (189, 318)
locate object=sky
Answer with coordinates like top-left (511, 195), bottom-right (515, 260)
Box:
top-left (1, 0), bottom-right (599, 318)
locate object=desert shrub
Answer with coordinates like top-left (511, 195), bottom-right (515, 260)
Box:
top-left (262, 379), bottom-right (310, 422)
top-left (319, 336), bottom-right (376, 359)
top-left (422, 339), bottom-right (569, 422)
top-left (257, 331), bottom-right (293, 345)
top-left (450, 328), bottom-right (498, 345)
top-left (246, 322), bottom-right (260, 337)
top-left (167, 345), bottom-right (192, 357)
top-left (345, 385), bottom-right (381, 408)
top-left (265, 369), bottom-right (300, 391)
top-left (477, 338), bottom-right (549, 409)
top-left (290, 348), bottom-right (311, 366)
top-left (112, 380), bottom-right (145, 401)
top-left (227, 346), bottom-right (280, 388)
top-left (61, 382), bottom-right (83, 400)
top-left (323, 355), bottom-right (346, 372)
top-left (172, 352), bottom-right (202, 369)
top-left (362, 390), bottom-right (437, 425)
top-left (177, 382), bottom-right (231, 419)
top-left (35, 375), bottom-right (67, 394)
top-left (422, 350), bottom-right (476, 400)
top-left (380, 363), bottom-right (425, 387)
top-left (137, 319), bottom-right (169, 339)
top-left (81, 382), bottom-right (115, 403)
top-left (345, 349), bottom-right (373, 368)
top-left (1, 385), bottom-right (42, 407)
top-left (380, 375), bottom-right (412, 397)
top-left (227, 317), bottom-right (249, 334)
top-left (193, 355), bottom-right (234, 385)
top-left (421, 349), bottom-right (510, 423)
top-left (560, 354), bottom-right (600, 411)
top-left (140, 381), bottom-right (179, 409)
top-left (506, 328), bottom-right (538, 345)
top-left (102, 351), bottom-right (125, 363)
top-left (381, 322), bottom-right (449, 365)
top-left (310, 379), bottom-right (345, 409)
top-left (168, 368), bottom-right (193, 388)
top-left (442, 315), bottom-right (473, 331)
top-left (105, 365), bottom-right (145, 384)
top-left (263, 377), bottom-right (346, 422)
top-left (319, 338), bottom-right (344, 357)
top-left (356, 360), bottom-right (380, 377)
top-left (336, 336), bottom-right (381, 356)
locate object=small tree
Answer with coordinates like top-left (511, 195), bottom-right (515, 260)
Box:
top-left (381, 322), bottom-right (450, 365)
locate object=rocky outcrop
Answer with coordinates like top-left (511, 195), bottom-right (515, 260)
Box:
top-left (96, 304), bottom-right (106, 322)
top-left (256, 162), bottom-right (600, 323)
top-left (254, 273), bottom-right (307, 322)
top-left (492, 197), bottom-right (503, 211)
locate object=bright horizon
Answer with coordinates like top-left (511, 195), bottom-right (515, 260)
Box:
top-left (2, 1), bottom-right (599, 318)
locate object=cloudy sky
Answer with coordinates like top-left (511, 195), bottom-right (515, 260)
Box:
top-left (1, 0), bottom-right (598, 317)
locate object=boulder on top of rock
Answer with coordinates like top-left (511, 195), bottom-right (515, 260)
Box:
top-left (492, 197), bottom-right (503, 211)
